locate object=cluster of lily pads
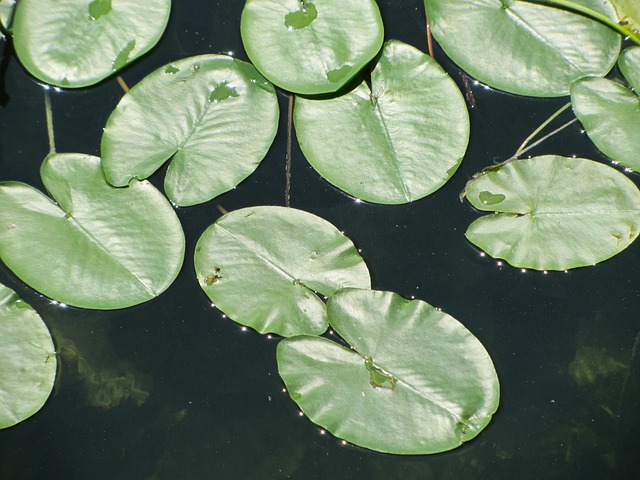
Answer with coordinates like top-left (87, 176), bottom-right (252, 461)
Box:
top-left (0, 0), bottom-right (638, 456)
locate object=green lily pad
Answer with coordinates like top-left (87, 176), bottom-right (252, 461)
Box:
top-left (194, 206), bottom-right (370, 337)
top-left (101, 55), bottom-right (279, 206)
top-left (611, 0), bottom-right (640, 35)
top-left (0, 0), bottom-right (15, 38)
top-left (12, 0), bottom-right (170, 88)
top-left (423, 0), bottom-right (620, 96)
top-left (571, 76), bottom-right (640, 172)
top-left (240, 0), bottom-right (384, 94)
top-left (463, 155), bottom-right (640, 270)
top-left (294, 40), bottom-right (469, 204)
top-left (0, 153), bottom-right (185, 309)
top-left (0, 284), bottom-right (56, 429)
top-left (277, 288), bottom-right (500, 454)
top-left (619, 46), bottom-right (640, 92)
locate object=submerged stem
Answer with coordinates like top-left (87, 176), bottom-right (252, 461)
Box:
top-left (285, 93), bottom-right (293, 207)
top-left (514, 102), bottom-right (571, 156)
top-left (425, 15), bottom-right (435, 58)
top-left (524, 0), bottom-right (640, 46)
top-left (44, 87), bottom-right (56, 155)
top-left (507, 118), bottom-right (578, 162)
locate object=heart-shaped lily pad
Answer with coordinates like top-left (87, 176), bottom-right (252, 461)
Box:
top-left (0, 284), bottom-right (57, 429)
top-left (101, 55), bottom-right (279, 206)
top-left (463, 155), bottom-right (640, 270)
top-left (0, 153), bottom-right (185, 309)
top-left (194, 206), bottom-right (371, 337)
top-left (277, 288), bottom-right (500, 454)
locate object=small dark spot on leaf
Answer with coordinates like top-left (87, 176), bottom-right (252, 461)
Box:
top-left (478, 190), bottom-right (505, 206)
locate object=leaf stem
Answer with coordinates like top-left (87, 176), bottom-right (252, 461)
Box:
top-left (285, 93), bottom-right (294, 207)
top-left (524, 0), bottom-right (640, 46)
top-left (425, 15), bottom-right (435, 58)
top-left (507, 117), bottom-right (578, 162)
top-left (514, 102), bottom-right (571, 156)
top-left (44, 87), bottom-right (56, 155)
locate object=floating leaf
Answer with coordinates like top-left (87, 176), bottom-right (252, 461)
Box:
top-left (0, 153), bottom-right (185, 309)
top-left (423, 0), bottom-right (620, 96)
top-left (294, 40), bottom-right (469, 204)
top-left (0, 284), bottom-right (56, 429)
top-left (619, 46), bottom-right (640, 92)
top-left (12, 0), bottom-right (170, 88)
top-left (571, 76), bottom-right (640, 172)
top-left (464, 155), bottom-right (640, 270)
top-left (101, 55), bottom-right (279, 206)
top-left (240, 0), bottom-right (384, 94)
top-left (277, 288), bottom-right (499, 454)
top-left (194, 206), bottom-right (370, 337)
top-left (611, 0), bottom-right (640, 35)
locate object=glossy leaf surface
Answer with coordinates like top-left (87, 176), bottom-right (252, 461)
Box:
top-left (294, 40), bottom-right (469, 204)
top-left (0, 154), bottom-right (185, 309)
top-left (571, 52), bottom-right (640, 172)
top-left (277, 288), bottom-right (500, 454)
top-left (464, 155), bottom-right (640, 270)
top-left (102, 55), bottom-right (279, 206)
top-left (424, 0), bottom-right (620, 96)
top-left (194, 206), bottom-right (370, 337)
top-left (12, 0), bottom-right (170, 87)
top-left (240, 0), bottom-right (384, 94)
top-left (0, 284), bottom-right (56, 429)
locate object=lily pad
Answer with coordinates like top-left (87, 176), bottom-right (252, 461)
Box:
top-left (570, 76), bottom-right (640, 172)
top-left (240, 0), bottom-right (384, 94)
top-left (611, 0), bottom-right (640, 35)
top-left (294, 40), bottom-right (469, 204)
top-left (0, 153), bottom-right (185, 309)
top-left (423, 0), bottom-right (620, 96)
top-left (463, 155), bottom-right (640, 270)
top-left (194, 206), bottom-right (370, 337)
top-left (277, 288), bottom-right (500, 454)
top-left (101, 55), bottom-right (279, 206)
top-left (12, 0), bottom-right (171, 87)
top-left (0, 284), bottom-right (56, 429)
top-left (619, 46), bottom-right (640, 92)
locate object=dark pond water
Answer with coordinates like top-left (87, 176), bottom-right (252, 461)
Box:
top-left (1, 1), bottom-right (639, 479)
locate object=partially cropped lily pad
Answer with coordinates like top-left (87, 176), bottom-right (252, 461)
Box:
top-left (277, 288), bottom-right (500, 454)
top-left (194, 206), bottom-right (370, 337)
top-left (571, 75), bottom-right (640, 172)
top-left (0, 153), bottom-right (185, 309)
top-left (0, 284), bottom-right (56, 429)
top-left (12, 0), bottom-right (171, 87)
top-left (619, 46), bottom-right (640, 91)
top-left (101, 55), bottom-right (279, 206)
top-left (464, 155), bottom-right (640, 270)
top-left (294, 40), bottom-right (469, 204)
top-left (424, 0), bottom-right (620, 96)
top-left (240, 0), bottom-right (384, 94)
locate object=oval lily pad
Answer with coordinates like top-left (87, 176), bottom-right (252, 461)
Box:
top-left (101, 55), bottom-right (279, 206)
top-left (0, 284), bottom-right (56, 429)
top-left (0, 153), bottom-right (185, 309)
top-left (571, 75), bottom-right (640, 172)
top-left (463, 155), bottom-right (640, 270)
top-left (240, 0), bottom-right (384, 94)
top-left (194, 206), bottom-right (371, 337)
top-left (12, 0), bottom-right (171, 88)
top-left (619, 46), bottom-right (640, 92)
top-left (294, 40), bottom-right (469, 204)
top-left (423, 0), bottom-right (620, 96)
top-left (277, 288), bottom-right (500, 454)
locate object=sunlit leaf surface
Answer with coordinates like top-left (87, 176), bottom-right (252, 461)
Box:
top-left (0, 284), bottom-right (56, 429)
top-left (464, 155), bottom-right (640, 270)
top-left (240, 0), bottom-right (384, 94)
top-left (101, 55), bottom-right (279, 206)
top-left (194, 206), bottom-right (370, 337)
top-left (571, 49), bottom-right (640, 171)
top-left (294, 40), bottom-right (469, 204)
top-left (12, 0), bottom-right (171, 87)
top-left (277, 288), bottom-right (500, 454)
top-left (0, 154), bottom-right (185, 309)
top-left (424, 0), bottom-right (620, 96)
